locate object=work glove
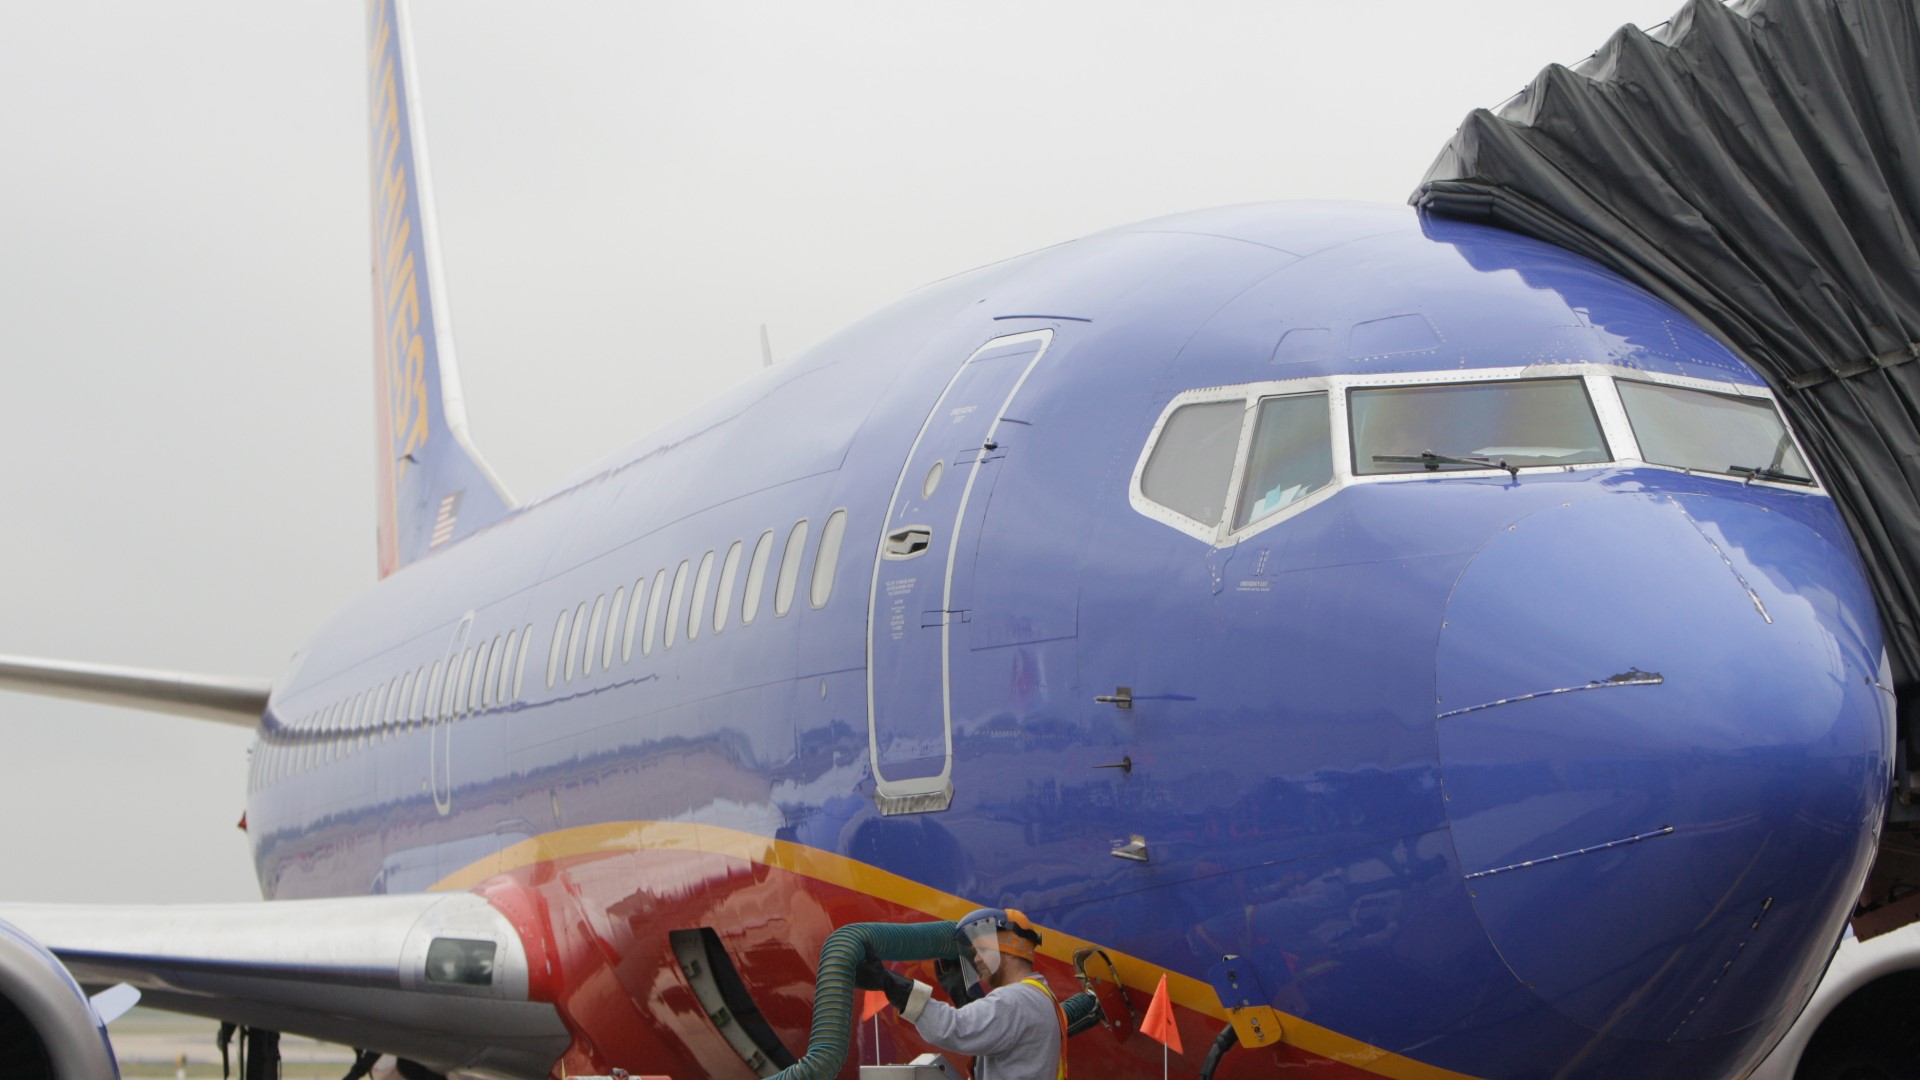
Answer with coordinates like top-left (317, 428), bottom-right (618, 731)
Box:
top-left (934, 956), bottom-right (982, 1006)
top-left (854, 948), bottom-right (916, 1011)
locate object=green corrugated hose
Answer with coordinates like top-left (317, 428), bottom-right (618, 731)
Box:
top-left (770, 920), bottom-right (959, 1080)
top-left (773, 920), bottom-right (1101, 1080)
top-left (1062, 990), bottom-right (1100, 1031)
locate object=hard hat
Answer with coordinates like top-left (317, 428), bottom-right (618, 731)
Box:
top-left (954, 907), bottom-right (1042, 987)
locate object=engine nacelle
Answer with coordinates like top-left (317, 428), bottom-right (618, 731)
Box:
top-left (1749, 921), bottom-right (1920, 1078)
top-left (0, 918), bottom-right (120, 1079)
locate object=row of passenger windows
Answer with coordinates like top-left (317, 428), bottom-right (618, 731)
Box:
top-left (542, 509), bottom-right (848, 690)
top-left (1140, 375), bottom-right (1809, 533)
top-left (246, 509), bottom-right (850, 794)
top-left (245, 623), bottom-right (538, 793)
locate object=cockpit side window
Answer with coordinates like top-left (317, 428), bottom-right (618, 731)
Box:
top-left (1350, 378), bottom-right (1608, 476)
top-left (1234, 393), bottom-right (1332, 529)
top-left (1141, 399), bottom-right (1244, 525)
top-left (1616, 380), bottom-right (1811, 484)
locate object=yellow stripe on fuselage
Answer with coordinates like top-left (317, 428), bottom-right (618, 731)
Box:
top-left (431, 819), bottom-right (1482, 1080)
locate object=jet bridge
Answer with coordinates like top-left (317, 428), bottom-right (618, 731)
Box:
top-left (1415, 0), bottom-right (1920, 933)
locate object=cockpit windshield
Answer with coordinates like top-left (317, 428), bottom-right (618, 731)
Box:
top-left (1235, 393), bottom-right (1332, 528)
top-left (1134, 369), bottom-right (1814, 545)
top-left (1349, 378), bottom-right (1610, 476)
top-left (1615, 380), bottom-right (1811, 485)
top-left (1139, 399), bottom-right (1244, 525)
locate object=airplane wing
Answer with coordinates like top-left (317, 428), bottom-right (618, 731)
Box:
top-left (0, 654), bottom-right (270, 726)
top-left (0, 890), bottom-right (569, 1077)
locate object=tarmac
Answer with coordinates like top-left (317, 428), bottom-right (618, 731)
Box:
top-left (108, 1007), bottom-right (361, 1078)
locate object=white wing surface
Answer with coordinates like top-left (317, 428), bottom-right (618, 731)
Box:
top-left (0, 892), bottom-right (568, 1078)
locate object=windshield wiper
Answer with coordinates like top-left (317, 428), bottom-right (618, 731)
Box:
top-left (1372, 450), bottom-right (1518, 479)
top-left (1728, 432), bottom-right (1813, 486)
top-left (1728, 464), bottom-right (1813, 486)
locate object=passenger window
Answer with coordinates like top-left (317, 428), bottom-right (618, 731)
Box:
top-left (482, 637), bottom-right (502, 708)
top-left (497, 630), bottom-right (517, 703)
top-left (567, 602), bottom-right (589, 682)
top-left (714, 541), bottom-right (743, 634)
top-left (643, 569), bottom-right (667, 655)
top-left (547, 612), bottom-right (566, 689)
top-left (469, 641), bottom-right (491, 713)
top-left (468, 638), bottom-right (487, 707)
top-left (454, 647), bottom-right (475, 716)
top-left (604, 588), bottom-right (624, 669)
top-left (1616, 380), bottom-right (1811, 484)
top-left (1234, 394), bottom-right (1333, 529)
top-left (742, 530), bottom-right (775, 625)
top-left (584, 595), bottom-right (607, 676)
top-left (514, 625), bottom-right (532, 700)
top-left (665, 561), bottom-right (690, 648)
top-left (775, 519), bottom-right (809, 617)
top-left (688, 551), bottom-right (715, 641)
top-left (1350, 378), bottom-right (1608, 476)
top-left (810, 510), bottom-right (847, 609)
top-left (622, 578), bottom-right (645, 662)
top-left (1142, 400), bottom-right (1245, 525)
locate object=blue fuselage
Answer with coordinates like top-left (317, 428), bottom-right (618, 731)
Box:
top-left (246, 204), bottom-right (1892, 1079)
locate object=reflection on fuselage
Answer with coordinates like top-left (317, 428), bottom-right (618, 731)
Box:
top-left (251, 203), bottom-right (1889, 1080)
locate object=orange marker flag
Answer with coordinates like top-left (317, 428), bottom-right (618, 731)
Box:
top-left (860, 989), bottom-right (890, 1022)
top-left (1140, 974), bottom-right (1183, 1054)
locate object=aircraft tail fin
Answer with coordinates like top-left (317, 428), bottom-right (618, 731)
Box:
top-left (366, 0), bottom-right (514, 578)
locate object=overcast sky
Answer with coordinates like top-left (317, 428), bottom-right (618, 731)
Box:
top-left (0, 1), bottom-right (1674, 904)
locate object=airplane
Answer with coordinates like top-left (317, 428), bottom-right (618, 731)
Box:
top-left (0, 1), bottom-right (1914, 1079)
top-left (0, 0), bottom-right (1673, 911)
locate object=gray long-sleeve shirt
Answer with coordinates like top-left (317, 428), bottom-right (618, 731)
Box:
top-left (901, 974), bottom-right (1062, 1080)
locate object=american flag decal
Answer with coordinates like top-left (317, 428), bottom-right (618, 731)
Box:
top-left (430, 491), bottom-right (464, 548)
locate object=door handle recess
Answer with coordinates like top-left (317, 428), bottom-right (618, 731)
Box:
top-left (884, 525), bottom-right (932, 559)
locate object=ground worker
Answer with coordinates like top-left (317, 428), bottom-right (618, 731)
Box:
top-left (857, 908), bottom-right (1068, 1080)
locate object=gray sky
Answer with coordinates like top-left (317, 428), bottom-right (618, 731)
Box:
top-left (0, 1), bottom-right (1671, 904)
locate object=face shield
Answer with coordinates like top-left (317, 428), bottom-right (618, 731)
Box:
top-left (955, 910), bottom-right (1005, 990)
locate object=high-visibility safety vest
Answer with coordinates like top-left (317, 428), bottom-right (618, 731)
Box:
top-left (1021, 977), bottom-right (1069, 1080)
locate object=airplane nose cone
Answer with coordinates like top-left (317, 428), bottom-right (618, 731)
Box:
top-left (1435, 491), bottom-right (1889, 1044)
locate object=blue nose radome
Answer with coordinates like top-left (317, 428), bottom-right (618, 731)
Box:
top-left (1434, 489), bottom-right (1889, 1048)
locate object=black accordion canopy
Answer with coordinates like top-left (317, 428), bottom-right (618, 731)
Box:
top-left (1417, 0), bottom-right (1920, 723)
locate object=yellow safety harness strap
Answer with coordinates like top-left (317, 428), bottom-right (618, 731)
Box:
top-left (1021, 977), bottom-right (1069, 1080)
